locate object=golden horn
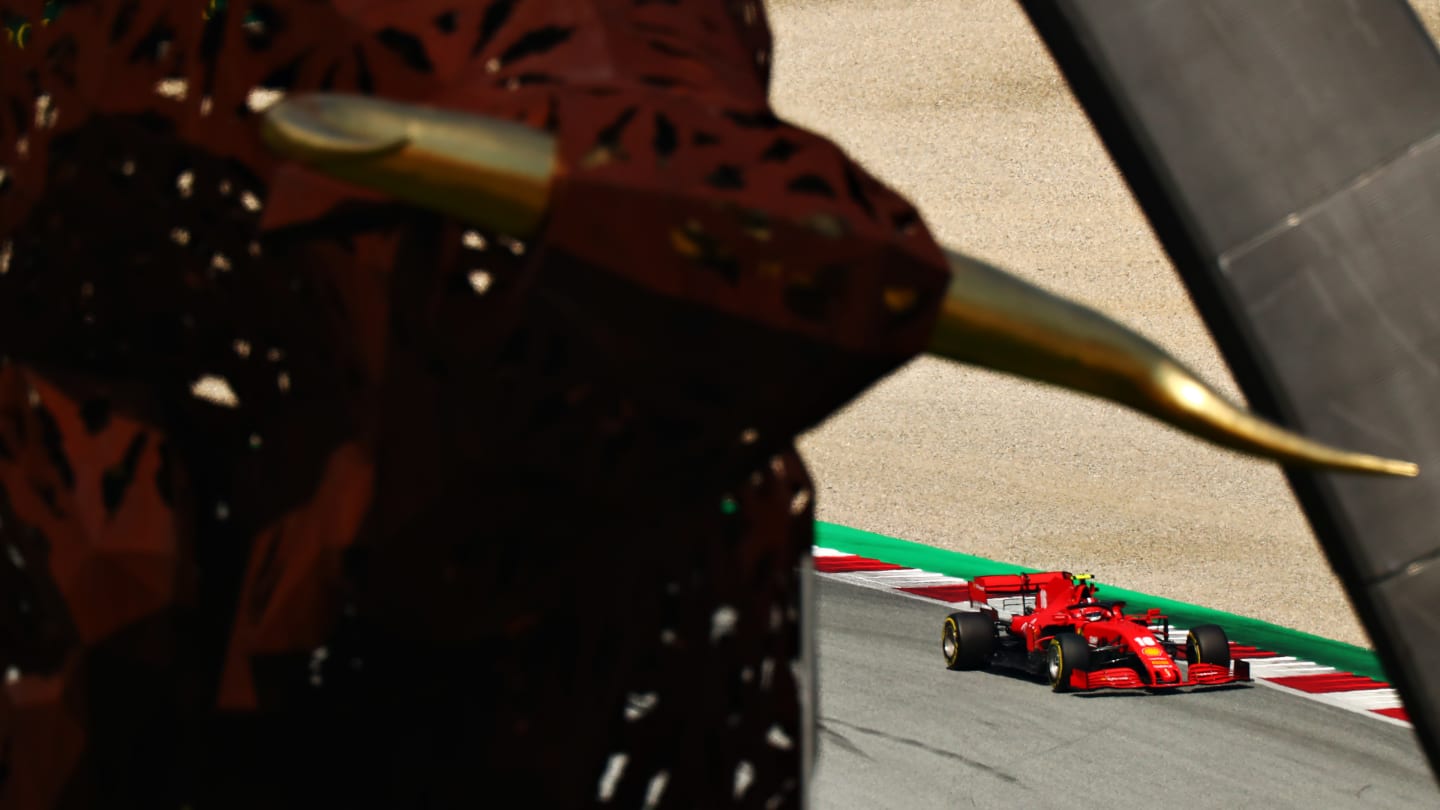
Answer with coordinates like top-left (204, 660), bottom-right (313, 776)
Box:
top-left (261, 93), bottom-right (557, 238)
top-left (929, 249), bottom-right (1418, 478)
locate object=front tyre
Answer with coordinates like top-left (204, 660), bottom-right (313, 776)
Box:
top-left (1047, 633), bottom-right (1091, 692)
top-left (942, 612), bottom-right (995, 671)
top-left (1186, 624), bottom-right (1230, 667)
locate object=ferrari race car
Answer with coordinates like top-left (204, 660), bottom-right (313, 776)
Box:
top-left (940, 571), bottom-right (1251, 692)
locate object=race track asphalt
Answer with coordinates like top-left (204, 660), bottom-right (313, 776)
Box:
top-left (811, 578), bottom-right (1438, 808)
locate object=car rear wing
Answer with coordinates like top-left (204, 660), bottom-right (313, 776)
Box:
top-left (970, 572), bottom-right (1075, 623)
top-left (968, 571), bottom-right (1072, 605)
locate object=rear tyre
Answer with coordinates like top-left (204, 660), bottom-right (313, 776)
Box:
top-left (1186, 624), bottom-right (1230, 667)
top-left (941, 612), bottom-right (995, 671)
top-left (1046, 633), bottom-right (1091, 692)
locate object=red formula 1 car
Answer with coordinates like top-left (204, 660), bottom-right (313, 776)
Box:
top-left (940, 571), bottom-right (1250, 692)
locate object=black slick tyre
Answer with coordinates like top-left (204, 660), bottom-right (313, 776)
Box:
top-left (1046, 633), bottom-right (1090, 692)
top-left (1186, 624), bottom-right (1230, 667)
top-left (941, 612), bottom-right (995, 671)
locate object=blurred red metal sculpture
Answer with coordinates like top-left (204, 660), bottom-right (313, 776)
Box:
top-left (0, 1), bottom-right (948, 806)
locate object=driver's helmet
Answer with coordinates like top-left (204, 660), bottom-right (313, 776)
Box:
top-left (1082, 608), bottom-right (1106, 622)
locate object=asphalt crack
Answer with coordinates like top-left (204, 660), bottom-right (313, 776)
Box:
top-left (1028, 728), bottom-right (1093, 758)
top-left (819, 723), bottom-right (871, 759)
top-left (820, 717), bottom-right (1021, 784)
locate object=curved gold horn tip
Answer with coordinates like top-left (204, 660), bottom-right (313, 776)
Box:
top-left (1148, 364), bottom-right (1421, 479)
top-left (1307, 453), bottom-right (1419, 477)
top-left (1367, 459), bottom-right (1419, 478)
top-left (930, 248), bottom-right (1423, 479)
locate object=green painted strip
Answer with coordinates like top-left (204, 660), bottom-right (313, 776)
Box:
top-left (815, 521), bottom-right (1393, 685)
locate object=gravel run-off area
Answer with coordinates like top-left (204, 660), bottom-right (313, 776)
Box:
top-left (769, 0), bottom-right (1440, 648)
